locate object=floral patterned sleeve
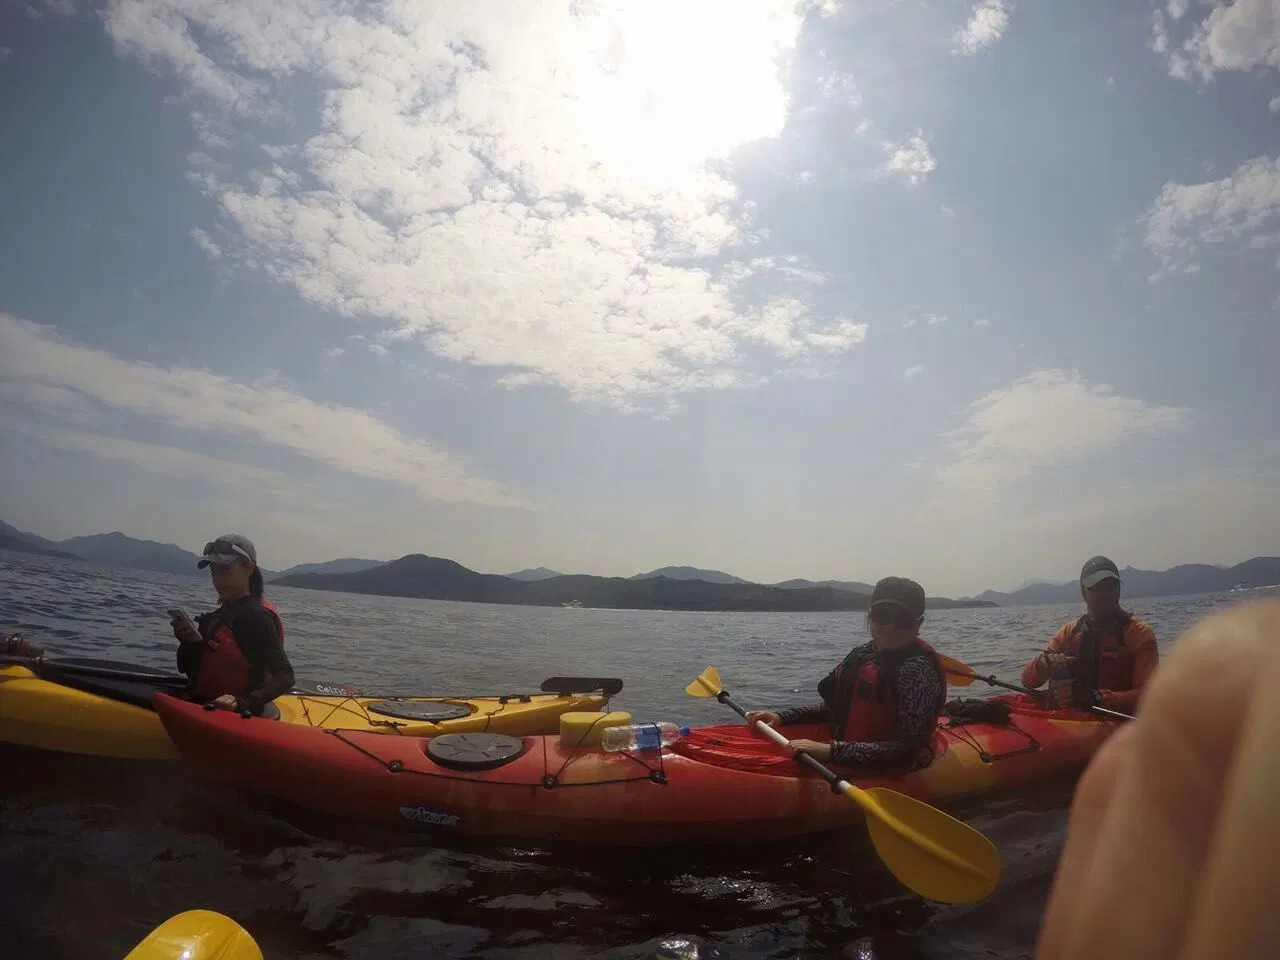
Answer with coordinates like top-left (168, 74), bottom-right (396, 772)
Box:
top-left (828, 657), bottom-right (943, 768)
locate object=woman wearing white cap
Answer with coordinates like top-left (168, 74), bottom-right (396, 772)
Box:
top-left (171, 534), bottom-right (295, 716)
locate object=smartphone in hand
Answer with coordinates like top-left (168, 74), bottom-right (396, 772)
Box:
top-left (167, 607), bottom-right (199, 639)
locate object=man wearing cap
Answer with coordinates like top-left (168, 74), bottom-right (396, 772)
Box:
top-left (746, 576), bottom-right (949, 770)
top-left (1021, 556), bottom-right (1159, 714)
top-left (172, 533), bottom-right (295, 716)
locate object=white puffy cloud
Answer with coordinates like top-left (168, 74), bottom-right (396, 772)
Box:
top-left (880, 132), bottom-right (937, 184)
top-left (904, 364), bottom-right (925, 379)
top-left (1142, 155), bottom-right (1280, 281)
top-left (953, 0), bottom-right (1012, 56)
top-left (934, 369), bottom-right (1190, 498)
top-left (98, 0), bottom-right (870, 406)
top-left (1153, 0), bottom-right (1280, 82)
top-left (0, 313), bottom-right (527, 509)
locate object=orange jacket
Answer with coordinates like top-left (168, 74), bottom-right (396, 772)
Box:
top-left (1021, 615), bottom-right (1159, 713)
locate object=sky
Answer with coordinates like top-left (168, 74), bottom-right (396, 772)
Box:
top-left (0, 0), bottom-right (1278, 597)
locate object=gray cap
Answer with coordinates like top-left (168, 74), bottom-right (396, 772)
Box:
top-left (1080, 555), bottom-right (1121, 589)
top-left (198, 534), bottom-right (258, 569)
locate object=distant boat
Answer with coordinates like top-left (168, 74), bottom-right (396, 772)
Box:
top-left (561, 599), bottom-right (584, 609)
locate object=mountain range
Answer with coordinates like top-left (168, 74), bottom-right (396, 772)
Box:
top-left (272, 554), bottom-right (991, 612)
top-left (967, 558), bottom-right (1280, 606)
top-left (2, 519), bottom-right (1276, 608)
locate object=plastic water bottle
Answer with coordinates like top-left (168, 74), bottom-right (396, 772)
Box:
top-left (600, 722), bottom-right (690, 753)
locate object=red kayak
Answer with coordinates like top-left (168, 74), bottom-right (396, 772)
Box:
top-left (153, 693), bottom-right (1118, 845)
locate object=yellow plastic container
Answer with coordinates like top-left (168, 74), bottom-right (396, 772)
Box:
top-left (558, 709), bottom-right (632, 748)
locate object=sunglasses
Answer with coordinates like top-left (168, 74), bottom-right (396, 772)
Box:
top-left (203, 539), bottom-right (252, 562)
top-left (868, 603), bottom-right (921, 630)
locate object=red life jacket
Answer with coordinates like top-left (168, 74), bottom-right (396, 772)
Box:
top-left (1058, 613), bottom-right (1134, 702)
top-left (833, 639), bottom-right (947, 764)
top-left (190, 598), bottom-right (285, 703)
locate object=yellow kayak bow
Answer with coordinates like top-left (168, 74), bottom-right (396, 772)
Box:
top-left (123, 910), bottom-right (262, 960)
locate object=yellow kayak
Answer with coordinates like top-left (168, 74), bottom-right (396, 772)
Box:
top-left (124, 910), bottom-right (261, 960)
top-left (0, 657), bottom-right (619, 760)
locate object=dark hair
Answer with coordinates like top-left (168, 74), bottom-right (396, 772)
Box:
top-left (249, 567), bottom-right (265, 598)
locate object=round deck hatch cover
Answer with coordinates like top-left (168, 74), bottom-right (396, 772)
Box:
top-left (368, 700), bottom-right (473, 722)
top-left (427, 732), bottom-right (525, 770)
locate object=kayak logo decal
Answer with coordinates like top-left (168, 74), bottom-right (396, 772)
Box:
top-left (398, 804), bottom-right (462, 828)
top-left (313, 682), bottom-right (361, 696)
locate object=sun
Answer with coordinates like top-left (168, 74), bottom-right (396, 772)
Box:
top-left (568, 0), bottom-right (800, 191)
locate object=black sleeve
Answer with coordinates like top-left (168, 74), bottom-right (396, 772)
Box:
top-left (229, 607), bottom-right (295, 714)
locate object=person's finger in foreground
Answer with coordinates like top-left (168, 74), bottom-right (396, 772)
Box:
top-left (1036, 598), bottom-right (1280, 960)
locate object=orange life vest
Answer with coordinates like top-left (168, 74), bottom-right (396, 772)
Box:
top-left (1057, 613), bottom-right (1134, 705)
top-left (831, 639), bottom-right (947, 765)
top-left (190, 598), bottom-right (285, 703)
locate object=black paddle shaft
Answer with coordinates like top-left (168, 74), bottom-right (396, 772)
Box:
top-left (3, 656), bottom-right (188, 686)
top-left (963, 669), bottom-right (1134, 722)
top-left (715, 689), bottom-right (844, 789)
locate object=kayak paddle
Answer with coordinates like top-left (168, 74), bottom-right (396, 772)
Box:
top-left (123, 909), bottom-right (262, 960)
top-left (937, 653), bottom-right (1134, 722)
top-left (685, 666), bottom-right (1002, 904)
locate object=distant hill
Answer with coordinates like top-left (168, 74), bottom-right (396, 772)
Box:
top-left (971, 557), bottom-right (1280, 606)
top-left (505, 566), bottom-right (564, 581)
top-left (631, 566), bottom-right (748, 585)
top-left (57, 532), bottom-right (205, 576)
top-left (276, 554), bottom-right (995, 612)
top-left (0, 527), bottom-right (80, 560)
top-left (773, 577), bottom-right (876, 595)
top-left (270, 558), bottom-right (384, 580)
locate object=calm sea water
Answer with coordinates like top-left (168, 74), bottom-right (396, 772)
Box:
top-left (0, 551), bottom-right (1260, 960)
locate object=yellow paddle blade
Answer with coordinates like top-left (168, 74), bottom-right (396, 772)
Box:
top-left (843, 785), bottom-right (1002, 904)
top-left (124, 910), bottom-right (263, 960)
top-left (684, 666), bottom-right (722, 699)
top-left (938, 653), bottom-right (978, 687)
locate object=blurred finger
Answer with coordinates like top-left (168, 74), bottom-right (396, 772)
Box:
top-left (1036, 723), bottom-right (1135, 960)
top-left (1042, 600), bottom-right (1275, 960)
top-left (1175, 601), bottom-right (1280, 959)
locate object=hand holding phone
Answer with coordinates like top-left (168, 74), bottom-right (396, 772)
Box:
top-left (168, 607), bottom-right (201, 644)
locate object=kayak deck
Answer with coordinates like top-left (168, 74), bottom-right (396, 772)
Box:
top-left (0, 663), bottom-right (608, 759)
top-left (154, 693), bottom-right (1119, 845)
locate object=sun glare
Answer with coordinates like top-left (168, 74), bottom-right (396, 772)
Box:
top-left (569, 0), bottom-right (799, 189)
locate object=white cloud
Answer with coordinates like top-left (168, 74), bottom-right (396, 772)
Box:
top-left (189, 227), bottom-right (222, 258)
top-left (904, 364), bottom-right (925, 379)
top-left (934, 369), bottom-right (1191, 498)
top-left (880, 133), bottom-right (937, 184)
top-left (0, 313), bottom-right (527, 509)
top-left (953, 0), bottom-right (1012, 56)
top-left (974, 317), bottom-right (992, 327)
top-left (1271, 95), bottom-right (1280, 111)
top-left (98, 0), bottom-right (869, 406)
top-left (324, 346), bottom-right (344, 358)
top-left (1142, 155), bottom-right (1280, 281)
top-left (925, 312), bottom-right (947, 325)
top-left (818, 70), bottom-right (861, 108)
top-left (1153, 0), bottom-right (1280, 82)
top-left (368, 343), bottom-right (390, 357)
top-left (6, 421), bottom-right (294, 494)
